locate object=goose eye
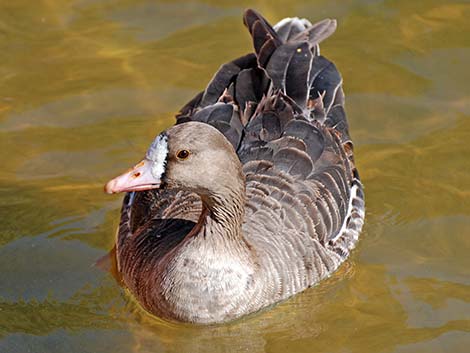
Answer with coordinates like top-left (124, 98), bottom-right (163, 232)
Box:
top-left (176, 149), bottom-right (190, 160)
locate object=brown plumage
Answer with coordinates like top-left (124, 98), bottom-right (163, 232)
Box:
top-left (104, 9), bottom-right (364, 324)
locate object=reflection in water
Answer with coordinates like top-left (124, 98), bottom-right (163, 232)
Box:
top-left (0, 0), bottom-right (469, 352)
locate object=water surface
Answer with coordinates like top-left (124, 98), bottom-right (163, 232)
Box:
top-left (1, 0), bottom-right (469, 352)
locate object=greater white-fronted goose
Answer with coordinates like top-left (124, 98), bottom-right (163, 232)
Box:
top-left (104, 9), bottom-right (365, 324)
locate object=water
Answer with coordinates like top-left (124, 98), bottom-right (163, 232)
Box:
top-left (1, 0), bottom-right (469, 352)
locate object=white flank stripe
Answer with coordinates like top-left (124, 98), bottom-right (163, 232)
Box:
top-left (331, 182), bottom-right (363, 244)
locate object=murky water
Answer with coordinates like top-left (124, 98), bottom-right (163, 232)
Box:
top-left (1, 0), bottom-right (469, 352)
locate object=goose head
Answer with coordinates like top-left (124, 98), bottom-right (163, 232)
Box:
top-left (105, 122), bottom-right (244, 204)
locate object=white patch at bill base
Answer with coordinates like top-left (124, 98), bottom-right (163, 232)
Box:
top-left (145, 133), bottom-right (168, 180)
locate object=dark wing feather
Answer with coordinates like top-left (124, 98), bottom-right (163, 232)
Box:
top-left (198, 54), bottom-right (257, 108)
top-left (266, 43), bottom-right (299, 91)
top-left (243, 9), bottom-right (282, 66)
top-left (235, 67), bottom-right (269, 116)
top-left (285, 42), bottom-right (312, 109)
top-left (283, 119), bottom-right (324, 162)
top-left (308, 56), bottom-right (344, 117)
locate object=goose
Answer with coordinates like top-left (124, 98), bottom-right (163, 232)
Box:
top-left (104, 9), bottom-right (365, 324)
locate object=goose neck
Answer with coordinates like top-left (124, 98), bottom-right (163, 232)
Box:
top-left (200, 183), bottom-right (246, 236)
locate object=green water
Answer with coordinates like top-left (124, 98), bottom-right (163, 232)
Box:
top-left (0, 0), bottom-right (469, 352)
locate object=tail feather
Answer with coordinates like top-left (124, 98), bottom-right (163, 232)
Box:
top-left (291, 18), bottom-right (337, 48)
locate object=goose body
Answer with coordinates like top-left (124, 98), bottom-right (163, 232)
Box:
top-left (105, 9), bottom-right (364, 324)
